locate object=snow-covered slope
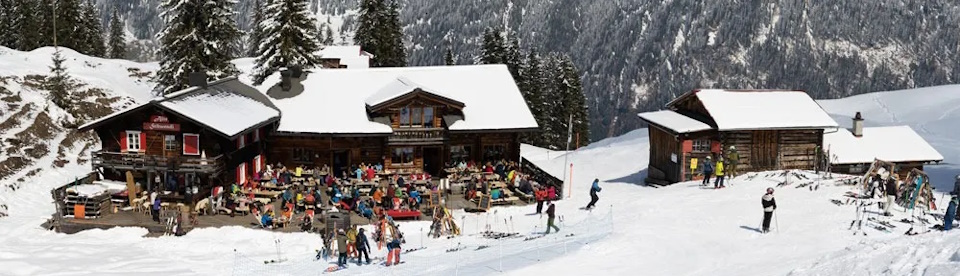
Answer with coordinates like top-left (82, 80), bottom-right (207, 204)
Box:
top-left (1, 47), bottom-right (960, 275)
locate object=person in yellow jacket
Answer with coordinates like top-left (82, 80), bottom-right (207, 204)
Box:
top-left (346, 225), bottom-right (358, 258)
top-left (714, 157), bottom-right (726, 189)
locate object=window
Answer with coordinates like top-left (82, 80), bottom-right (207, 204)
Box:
top-left (482, 144), bottom-right (506, 162)
top-left (397, 106), bottom-right (435, 128)
top-left (391, 147), bottom-right (415, 165)
top-left (164, 135), bottom-right (177, 151)
top-left (292, 148), bottom-right (314, 163)
top-left (423, 107), bottom-right (434, 127)
top-left (182, 134), bottom-right (200, 155)
top-left (400, 107), bottom-right (410, 126)
top-left (692, 139), bottom-right (710, 152)
top-left (126, 131), bottom-right (141, 152)
top-left (450, 145), bottom-right (471, 163)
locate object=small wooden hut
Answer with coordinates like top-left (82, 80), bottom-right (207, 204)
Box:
top-left (639, 89), bottom-right (839, 184)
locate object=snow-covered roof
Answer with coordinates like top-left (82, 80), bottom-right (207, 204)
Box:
top-left (823, 126), bottom-right (943, 164)
top-left (637, 110), bottom-right (712, 134)
top-left (79, 77), bottom-right (281, 138)
top-left (319, 46), bottom-right (372, 69)
top-left (259, 64), bottom-right (538, 134)
top-left (691, 90), bottom-right (839, 131)
top-left (160, 91), bottom-right (279, 137)
top-left (364, 76), bottom-right (462, 108)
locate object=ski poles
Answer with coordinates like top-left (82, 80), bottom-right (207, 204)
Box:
top-left (774, 211), bottom-right (780, 233)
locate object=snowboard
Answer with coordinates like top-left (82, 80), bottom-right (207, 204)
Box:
top-left (909, 175), bottom-right (924, 210)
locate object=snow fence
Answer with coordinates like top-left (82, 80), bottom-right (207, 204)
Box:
top-left (232, 209), bottom-right (613, 276)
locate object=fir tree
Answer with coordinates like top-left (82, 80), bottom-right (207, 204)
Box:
top-left (479, 27), bottom-right (505, 65)
top-left (503, 30), bottom-right (522, 80)
top-left (107, 9), bottom-right (125, 59)
top-left (246, 0), bottom-right (266, 57)
top-left (80, 0), bottom-right (106, 57)
top-left (54, 0), bottom-right (85, 51)
top-left (444, 47), bottom-right (454, 65)
top-left (250, 0), bottom-right (322, 85)
top-left (155, 0), bottom-right (241, 94)
top-left (13, 0), bottom-right (40, 51)
top-left (518, 50), bottom-right (545, 146)
top-left (323, 23), bottom-right (335, 45)
top-left (0, 0), bottom-right (17, 48)
top-left (36, 0), bottom-right (55, 47)
top-left (552, 53), bottom-right (590, 148)
top-left (47, 49), bottom-right (75, 109)
top-left (355, 0), bottom-right (406, 67)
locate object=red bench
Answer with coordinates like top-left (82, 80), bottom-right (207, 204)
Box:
top-left (385, 210), bottom-right (422, 220)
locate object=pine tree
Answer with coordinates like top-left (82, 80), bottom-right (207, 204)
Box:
top-left (155, 0), bottom-right (241, 94)
top-left (246, 0), bottom-right (266, 57)
top-left (518, 50), bottom-right (545, 146)
top-left (48, 49), bottom-right (75, 109)
top-left (55, 0), bottom-right (85, 51)
top-left (36, 0), bottom-right (55, 47)
top-left (479, 27), bottom-right (505, 65)
top-left (250, 0), bottom-right (322, 85)
top-left (323, 23), bottom-right (335, 45)
top-left (107, 9), bottom-right (125, 59)
top-left (12, 0), bottom-right (39, 51)
top-left (80, 0), bottom-right (106, 57)
top-left (0, 0), bottom-right (17, 49)
top-left (355, 0), bottom-right (406, 67)
top-left (553, 53), bottom-right (590, 148)
top-left (503, 30), bottom-right (522, 80)
top-left (444, 47), bottom-right (454, 65)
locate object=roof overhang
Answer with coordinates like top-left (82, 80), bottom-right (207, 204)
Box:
top-left (366, 88), bottom-right (465, 113)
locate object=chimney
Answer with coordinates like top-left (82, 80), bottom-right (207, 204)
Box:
top-left (280, 68), bottom-right (292, 91)
top-left (290, 65), bottom-right (303, 78)
top-left (188, 71), bottom-right (208, 88)
top-left (852, 112), bottom-right (864, 137)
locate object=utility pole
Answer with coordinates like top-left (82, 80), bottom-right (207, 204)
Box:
top-left (561, 114), bottom-right (572, 198)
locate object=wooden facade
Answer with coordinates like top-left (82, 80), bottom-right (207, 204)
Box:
top-left (643, 90), bottom-right (830, 184)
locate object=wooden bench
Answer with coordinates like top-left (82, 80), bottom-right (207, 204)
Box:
top-left (385, 209), bottom-right (422, 220)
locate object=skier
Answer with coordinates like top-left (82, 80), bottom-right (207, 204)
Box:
top-left (346, 225), bottom-right (358, 258)
top-left (952, 175), bottom-right (960, 196)
top-left (336, 229), bottom-right (348, 267)
top-left (545, 202), bottom-right (560, 234)
top-left (701, 156), bottom-right (715, 187)
top-left (534, 186), bottom-right (547, 214)
top-left (714, 157), bottom-right (726, 189)
top-left (945, 196), bottom-right (958, 231)
top-left (761, 187), bottom-right (777, 233)
top-left (585, 179), bottom-right (602, 209)
top-left (883, 175), bottom-right (898, 216)
top-left (356, 228), bottom-right (371, 265)
top-left (726, 146), bottom-right (739, 178)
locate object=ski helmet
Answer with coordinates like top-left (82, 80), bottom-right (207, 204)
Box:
top-left (956, 174), bottom-right (960, 180)
top-left (766, 187), bottom-right (774, 194)
top-left (729, 146), bottom-right (736, 150)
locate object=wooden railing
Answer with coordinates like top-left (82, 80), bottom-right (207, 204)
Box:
top-left (91, 151), bottom-right (224, 173)
top-left (388, 127), bottom-right (446, 145)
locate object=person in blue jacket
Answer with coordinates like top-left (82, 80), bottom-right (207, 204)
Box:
top-left (585, 179), bottom-right (601, 210)
top-left (945, 196), bottom-right (958, 231)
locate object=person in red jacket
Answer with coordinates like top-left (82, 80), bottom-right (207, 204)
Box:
top-left (534, 186), bottom-right (547, 214)
top-left (546, 185), bottom-right (557, 200)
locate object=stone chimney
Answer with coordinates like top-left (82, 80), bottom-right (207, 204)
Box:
top-left (188, 71), bottom-right (208, 88)
top-left (280, 68), bottom-right (292, 91)
top-left (852, 112), bottom-right (864, 137)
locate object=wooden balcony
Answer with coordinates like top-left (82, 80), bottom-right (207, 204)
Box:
top-left (388, 128), bottom-right (447, 145)
top-left (91, 151), bottom-right (224, 174)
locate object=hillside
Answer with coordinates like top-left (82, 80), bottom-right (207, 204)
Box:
top-left (0, 46), bottom-right (156, 217)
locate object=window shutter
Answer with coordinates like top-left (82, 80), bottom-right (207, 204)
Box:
top-left (254, 155), bottom-right (262, 172)
top-left (119, 131), bottom-right (127, 153)
top-left (237, 163), bottom-right (246, 184)
top-left (681, 140), bottom-right (693, 152)
top-left (182, 134), bottom-right (200, 155)
top-left (711, 141), bottom-right (721, 153)
top-left (139, 133), bottom-right (146, 152)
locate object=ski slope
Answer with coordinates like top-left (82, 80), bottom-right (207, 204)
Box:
top-left (1, 45), bottom-right (960, 275)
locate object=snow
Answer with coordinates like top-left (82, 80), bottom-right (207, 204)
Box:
top-left (68, 180), bottom-right (127, 197)
top-left (637, 110), bottom-right (712, 133)
top-left (694, 89), bottom-right (839, 130)
top-left (245, 64), bottom-right (538, 134)
top-left (363, 76), bottom-right (457, 107)
top-left (160, 89), bottom-right (280, 137)
top-left (823, 126), bottom-right (943, 164)
top-left (6, 47), bottom-right (960, 276)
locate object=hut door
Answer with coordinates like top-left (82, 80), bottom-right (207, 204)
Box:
top-left (752, 130), bottom-right (779, 170)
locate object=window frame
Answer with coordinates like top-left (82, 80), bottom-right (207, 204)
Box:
top-left (126, 131), bottom-right (141, 152)
top-left (164, 135), bottom-right (177, 151)
top-left (691, 139), bottom-right (711, 153)
top-left (391, 147), bottom-right (415, 165)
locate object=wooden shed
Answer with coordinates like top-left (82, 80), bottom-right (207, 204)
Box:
top-left (822, 114), bottom-right (943, 178)
top-left (640, 89), bottom-right (839, 184)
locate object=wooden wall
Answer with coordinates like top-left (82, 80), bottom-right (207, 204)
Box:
top-left (719, 129), bottom-right (822, 172)
top-left (268, 136), bottom-right (386, 169)
top-left (647, 126), bottom-right (680, 183)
